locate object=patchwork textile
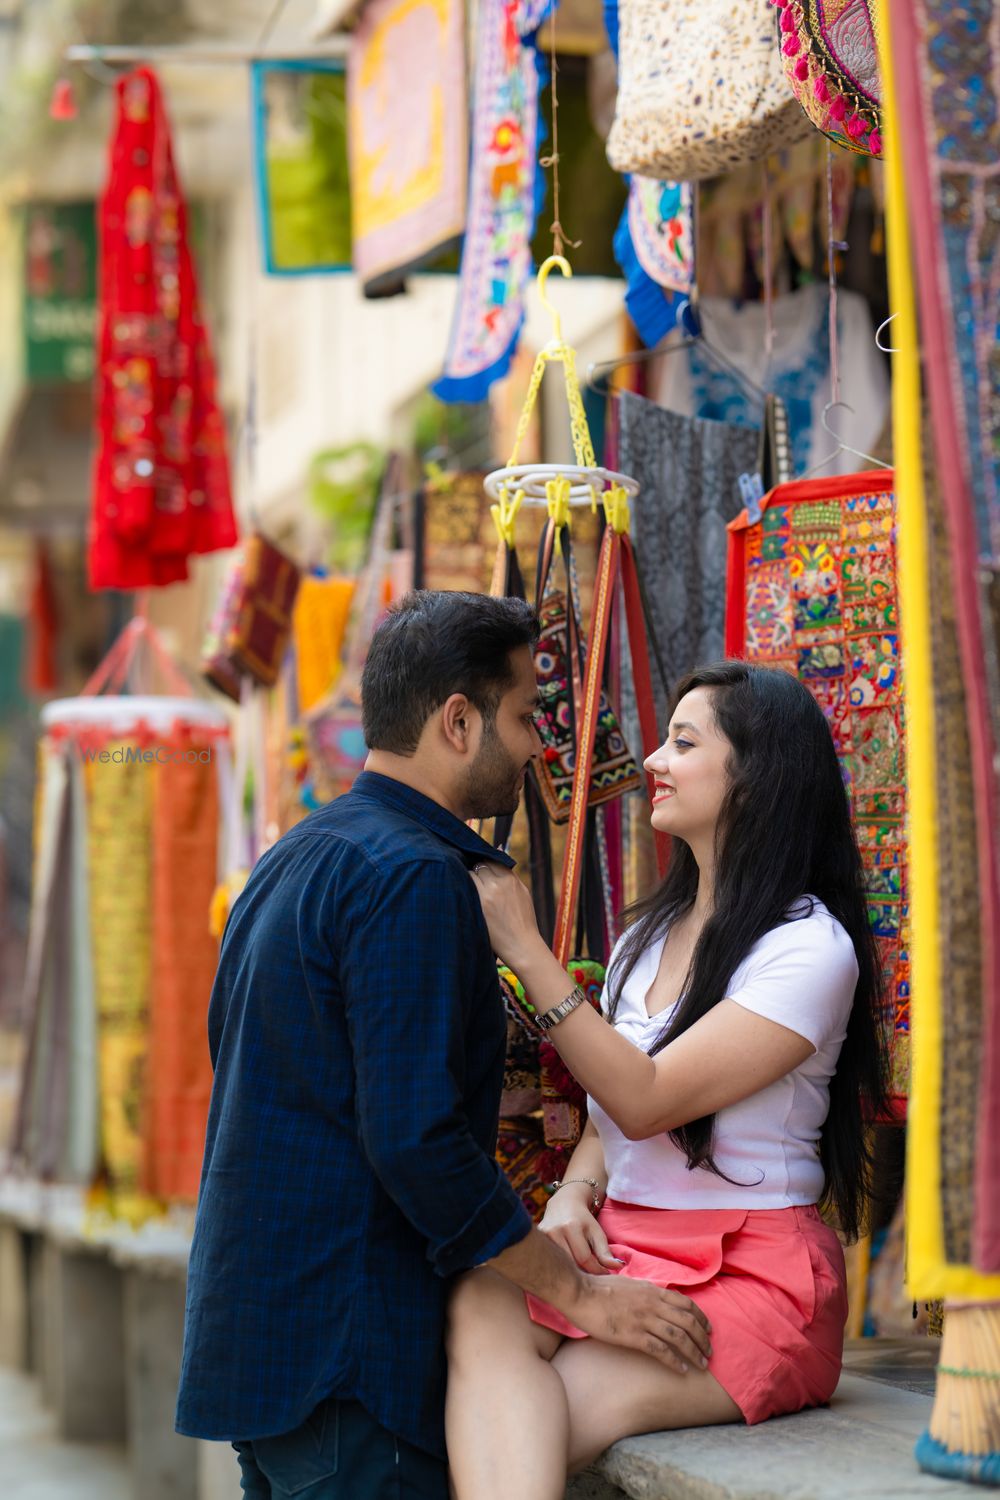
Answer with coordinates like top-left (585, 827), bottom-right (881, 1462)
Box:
top-left (496, 960), bottom-right (605, 1219)
top-left (348, 0), bottom-right (467, 295)
top-left (725, 470), bottom-right (910, 1100)
top-left (886, 0), bottom-right (1000, 1287)
top-left (90, 68), bottom-right (237, 590)
top-left (433, 0), bottom-right (553, 402)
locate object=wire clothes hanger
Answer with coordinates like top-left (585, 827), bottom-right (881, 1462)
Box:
top-left (585, 295), bottom-right (768, 405)
top-left (800, 399), bottom-right (891, 479)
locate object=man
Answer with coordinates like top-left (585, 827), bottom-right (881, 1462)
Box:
top-left (177, 591), bottom-right (708, 1498)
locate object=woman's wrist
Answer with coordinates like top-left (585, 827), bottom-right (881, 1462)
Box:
top-left (516, 944), bottom-right (579, 1012)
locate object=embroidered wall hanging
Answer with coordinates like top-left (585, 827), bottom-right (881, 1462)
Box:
top-left (433, 0), bottom-right (554, 402)
top-left (90, 68), bottom-right (237, 590)
top-left (726, 469), bottom-right (910, 1102)
top-left (348, 0), bottom-right (467, 296)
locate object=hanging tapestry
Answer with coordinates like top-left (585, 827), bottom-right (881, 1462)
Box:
top-left (250, 62), bottom-right (352, 275)
top-left (618, 393), bottom-right (759, 731)
top-left (433, 0), bottom-right (554, 403)
top-left (348, 0), bottom-right (467, 297)
top-left (775, 0), bottom-right (883, 159)
top-left (143, 753), bottom-right (220, 1202)
top-left (887, 0), bottom-right (1000, 1288)
top-left (86, 751), bottom-right (156, 1220)
top-left (725, 468), bottom-right (910, 1101)
top-left (293, 575), bottom-right (355, 714)
top-left (90, 68), bottom-right (238, 590)
top-left (417, 472), bottom-right (494, 592)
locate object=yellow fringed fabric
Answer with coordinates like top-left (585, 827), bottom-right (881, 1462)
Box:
top-left (878, 0), bottom-right (1000, 1301)
top-left (85, 751), bottom-right (161, 1226)
top-left (293, 576), bottom-right (355, 714)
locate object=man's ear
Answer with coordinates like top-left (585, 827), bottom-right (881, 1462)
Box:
top-left (440, 693), bottom-right (475, 754)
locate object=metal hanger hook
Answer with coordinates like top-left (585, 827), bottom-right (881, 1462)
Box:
top-left (875, 312), bottom-right (900, 353)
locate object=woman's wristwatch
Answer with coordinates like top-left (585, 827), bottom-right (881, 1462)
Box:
top-left (535, 984), bottom-right (587, 1031)
top-left (548, 1177), bottom-right (604, 1214)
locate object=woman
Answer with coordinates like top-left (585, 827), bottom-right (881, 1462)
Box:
top-left (447, 661), bottom-right (890, 1500)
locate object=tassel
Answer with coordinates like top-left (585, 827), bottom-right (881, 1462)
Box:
top-left (868, 128), bottom-right (883, 155)
top-left (780, 5), bottom-right (796, 29)
top-left (814, 73), bottom-right (831, 102)
top-left (782, 33), bottom-right (801, 55)
top-left (794, 54), bottom-right (810, 80)
top-left (829, 94), bottom-right (848, 121)
top-left (846, 112), bottom-right (868, 139)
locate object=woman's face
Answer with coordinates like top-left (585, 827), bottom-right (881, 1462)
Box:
top-left (644, 687), bottom-right (732, 844)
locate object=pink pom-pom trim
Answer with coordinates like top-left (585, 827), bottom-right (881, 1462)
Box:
top-left (845, 112), bottom-right (867, 138)
top-left (813, 73), bottom-right (830, 102)
top-left (780, 5), bottom-right (796, 29)
top-left (868, 128), bottom-right (883, 154)
top-left (782, 33), bottom-right (801, 54)
top-left (794, 54), bottom-right (810, 80)
top-left (829, 94), bottom-right (847, 121)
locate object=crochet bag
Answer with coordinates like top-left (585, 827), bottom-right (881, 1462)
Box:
top-left (774, 0), bottom-right (883, 159)
top-left (607, 0), bottom-right (813, 182)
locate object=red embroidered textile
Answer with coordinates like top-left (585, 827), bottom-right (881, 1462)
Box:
top-left (89, 67), bottom-right (237, 590)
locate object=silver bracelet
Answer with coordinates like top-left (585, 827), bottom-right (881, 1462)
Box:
top-left (548, 1177), bottom-right (603, 1214)
top-left (535, 984), bottom-right (587, 1031)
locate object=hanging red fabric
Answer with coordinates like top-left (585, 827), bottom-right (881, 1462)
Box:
top-left (89, 67), bottom-right (238, 591)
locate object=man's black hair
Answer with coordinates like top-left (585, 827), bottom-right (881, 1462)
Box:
top-left (361, 590), bottom-right (540, 755)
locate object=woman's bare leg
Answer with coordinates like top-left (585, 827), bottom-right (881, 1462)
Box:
top-left (446, 1268), bottom-right (565, 1500)
top-left (553, 1337), bottom-right (742, 1472)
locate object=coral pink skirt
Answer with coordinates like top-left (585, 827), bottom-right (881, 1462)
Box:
top-left (526, 1201), bottom-right (848, 1424)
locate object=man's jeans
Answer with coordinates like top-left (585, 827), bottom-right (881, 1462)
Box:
top-left (233, 1396), bottom-right (449, 1499)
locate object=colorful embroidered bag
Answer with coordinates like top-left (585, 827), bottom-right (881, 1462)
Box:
top-left (773, 0), bottom-right (883, 158)
top-left (532, 522), bottom-right (642, 824)
top-left (606, 0), bottom-right (813, 182)
top-left (725, 468), bottom-right (909, 1103)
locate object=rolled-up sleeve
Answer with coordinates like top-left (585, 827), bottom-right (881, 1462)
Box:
top-left (337, 858), bottom-right (531, 1276)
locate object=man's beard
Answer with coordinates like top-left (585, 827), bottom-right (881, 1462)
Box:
top-left (463, 720), bottom-right (525, 820)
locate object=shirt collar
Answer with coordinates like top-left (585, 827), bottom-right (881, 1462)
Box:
top-left (351, 771), bottom-right (516, 869)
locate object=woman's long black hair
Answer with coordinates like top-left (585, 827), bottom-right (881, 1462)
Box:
top-left (606, 661), bottom-right (891, 1242)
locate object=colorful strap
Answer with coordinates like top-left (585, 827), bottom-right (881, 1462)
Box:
top-left (620, 534), bottom-right (669, 878)
top-left (553, 524), bottom-right (621, 966)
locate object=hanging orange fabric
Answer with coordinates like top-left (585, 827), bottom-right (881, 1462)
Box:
top-left (143, 749), bottom-right (220, 1201)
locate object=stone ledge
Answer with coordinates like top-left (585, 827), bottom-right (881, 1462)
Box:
top-left (568, 1371), bottom-right (969, 1500)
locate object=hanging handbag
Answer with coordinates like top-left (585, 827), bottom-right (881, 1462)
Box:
top-left (606, 0), bottom-right (813, 182)
top-left (202, 532), bottom-right (301, 700)
top-left (775, 0), bottom-right (883, 159)
top-left (532, 519), bottom-right (642, 823)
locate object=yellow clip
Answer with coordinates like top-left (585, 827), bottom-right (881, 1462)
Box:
top-left (545, 476), bottom-right (572, 531)
top-left (603, 485), bottom-right (631, 535)
top-left (490, 486), bottom-right (525, 548)
top-left (423, 458), bottom-right (447, 491)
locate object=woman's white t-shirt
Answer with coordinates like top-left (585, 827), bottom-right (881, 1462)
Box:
top-left (588, 898), bottom-right (858, 1209)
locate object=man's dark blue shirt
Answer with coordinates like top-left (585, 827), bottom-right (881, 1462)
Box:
top-left (175, 771), bottom-right (532, 1459)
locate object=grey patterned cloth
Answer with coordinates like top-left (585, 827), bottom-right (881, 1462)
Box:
top-left (618, 392), bottom-right (760, 735)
